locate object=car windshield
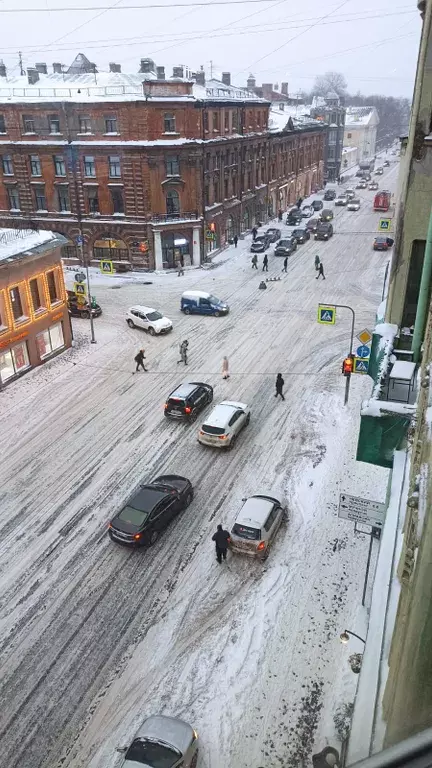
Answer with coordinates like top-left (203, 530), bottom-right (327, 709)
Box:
top-left (117, 505), bottom-right (149, 527)
top-left (209, 295), bottom-right (220, 304)
top-left (278, 240), bottom-right (291, 247)
top-left (168, 397), bottom-right (186, 408)
top-left (202, 424), bottom-right (225, 435)
top-left (146, 311), bottom-right (163, 321)
top-left (124, 737), bottom-right (181, 767)
top-left (233, 523), bottom-right (261, 540)
top-left (292, 230), bottom-right (304, 236)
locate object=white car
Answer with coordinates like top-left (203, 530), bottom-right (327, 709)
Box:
top-left (126, 305), bottom-right (173, 335)
top-left (118, 715), bottom-right (199, 767)
top-left (347, 198), bottom-right (361, 211)
top-left (229, 494), bottom-right (286, 560)
top-left (345, 188), bottom-right (355, 199)
top-left (198, 400), bottom-right (250, 449)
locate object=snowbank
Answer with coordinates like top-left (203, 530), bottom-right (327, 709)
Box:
top-left (361, 400), bottom-right (416, 418)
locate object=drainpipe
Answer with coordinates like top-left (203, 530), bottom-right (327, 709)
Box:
top-left (412, 205), bottom-right (432, 362)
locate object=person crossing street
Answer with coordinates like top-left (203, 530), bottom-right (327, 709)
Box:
top-left (251, 254), bottom-right (258, 269)
top-left (134, 349), bottom-right (147, 372)
top-left (316, 262), bottom-right (325, 280)
top-left (177, 339), bottom-right (189, 365)
top-left (212, 524), bottom-right (231, 564)
top-left (262, 253), bottom-right (268, 272)
top-left (282, 255), bottom-right (288, 273)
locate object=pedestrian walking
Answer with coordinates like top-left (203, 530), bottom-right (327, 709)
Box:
top-left (278, 209), bottom-right (283, 222)
top-left (315, 254), bottom-right (320, 271)
top-left (176, 259), bottom-right (184, 276)
top-left (134, 349), bottom-right (147, 372)
top-left (212, 524), bottom-right (231, 564)
top-left (296, 197), bottom-right (303, 210)
top-left (282, 255), bottom-right (288, 273)
top-left (316, 262), bottom-right (325, 280)
top-left (262, 253), bottom-right (268, 272)
top-left (222, 356), bottom-right (230, 379)
top-left (233, 235), bottom-right (238, 248)
top-left (177, 339), bottom-right (189, 365)
top-left (275, 372), bottom-right (285, 400)
top-left (252, 226), bottom-right (258, 241)
top-left (251, 254), bottom-right (258, 269)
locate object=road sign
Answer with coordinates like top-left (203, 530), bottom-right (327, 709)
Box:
top-left (378, 218), bottom-right (391, 231)
top-left (317, 304), bottom-right (336, 325)
top-left (354, 357), bottom-right (369, 374)
top-left (74, 282), bottom-right (87, 295)
top-left (74, 272), bottom-right (86, 283)
top-left (77, 295), bottom-right (87, 306)
top-left (339, 493), bottom-right (386, 528)
top-left (100, 260), bottom-right (114, 274)
top-left (356, 344), bottom-right (371, 359)
top-left (357, 328), bottom-right (372, 345)
top-left (75, 235), bottom-right (84, 245)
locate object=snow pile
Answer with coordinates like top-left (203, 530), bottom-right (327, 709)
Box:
top-left (370, 322), bottom-right (398, 401)
top-left (0, 227), bottom-right (60, 262)
top-left (361, 400), bottom-right (416, 418)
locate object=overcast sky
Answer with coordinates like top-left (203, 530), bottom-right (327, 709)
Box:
top-left (0, 0), bottom-right (421, 97)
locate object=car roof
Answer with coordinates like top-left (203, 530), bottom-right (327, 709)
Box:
top-left (129, 305), bottom-right (156, 314)
top-left (133, 715), bottom-right (193, 754)
top-left (127, 486), bottom-right (169, 513)
top-left (375, 236), bottom-right (387, 241)
top-left (203, 401), bottom-right (247, 426)
top-left (236, 495), bottom-right (279, 528)
top-left (169, 382), bottom-right (199, 399)
top-left (182, 290), bottom-right (212, 299)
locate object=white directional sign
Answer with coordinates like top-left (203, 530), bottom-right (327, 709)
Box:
top-left (338, 493), bottom-right (386, 527)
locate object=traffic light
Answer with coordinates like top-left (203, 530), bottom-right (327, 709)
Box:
top-left (342, 355), bottom-right (354, 377)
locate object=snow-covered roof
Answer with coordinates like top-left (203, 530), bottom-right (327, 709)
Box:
top-left (268, 106), bottom-right (325, 134)
top-left (0, 227), bottom-right (66, 263)
top-left (345, 106), bottom-right (378, 127)
top-left (195, 78), bottom-right (267, 103)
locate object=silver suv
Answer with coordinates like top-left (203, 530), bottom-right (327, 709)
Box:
top-left (229, 494), bottom-right (286, 559)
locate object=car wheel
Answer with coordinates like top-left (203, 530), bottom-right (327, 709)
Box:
top-left (81, 310), bottom-right (90, 319)
top-left (214, 311), bottom-right (220, 318)
top-left (207, 390), bottom-right (214, 403)
top-left (245, 413), bottom-right (251, 426)
top-left (184, 308), bottom-right (190, 315)
top-left (149, 327), bottom-right (156, 336)
top-left (189, 411), bottom-right (197, 423)
top-left (127, 319), bottom-right (135, 328)
top-left (149, 530), bottom-right (159, 546)
top-left (184, 490), bottom-right (193, 507)
top-left (228, 434), bottom-right (237, 450)
top-left (190, 752), bottom-right (199, 768)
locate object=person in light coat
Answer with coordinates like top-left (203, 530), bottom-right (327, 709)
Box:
top-left (222, 356), bottom-right (230, 379)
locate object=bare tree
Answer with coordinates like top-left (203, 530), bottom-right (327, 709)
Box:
top-left (312, 71), bottom-right (347, 97)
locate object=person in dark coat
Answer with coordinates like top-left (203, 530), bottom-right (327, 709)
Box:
top-left (262, 253), bottom-right (268, 272)
top-left (251, 254), bottom-right (258, 269)
top-left (296, 197), bottom-right (303, 209)
top-left (134, 349), bottom-right (147, 372)
top-left (278, 209), bottom-right (283, 222)
top-left (233, 235), bottom-right (238, 248)
top-left (252, 226), bottom-right (258, 241)
top-left (282, 255), bottom-right (288, 273)
top-left (212, 524), bottom-right (231, 564)
top-left (316, 262), bottom-right (325, 280)
top-left (177, 339), bottom-right (189, 364)
top-left (275, 372), bottom-right (285, 400)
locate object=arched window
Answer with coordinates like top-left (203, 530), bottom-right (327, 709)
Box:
top-left (166, 189), bottom-right (180, 217)
top-left (164, 113), bottom-right (176, 133)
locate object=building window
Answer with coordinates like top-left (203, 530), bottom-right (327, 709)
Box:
top-left (22, 114), bottom-right (35, 133)
top-left (110, 187), bottom-right (124, 214)
top-left (257, 111), bottom-right (261, 128)
top-left (84, 156), bottom-right (96, 176)
top-left (49, 114), bottom-right (61, 133)
top-left (2, 154), bottom-right (13, 175)
top-left (0, 115), bottom-right (6, 133)
top-left (166, 156), bottom-right (180, 176)
top-left (57, 186), bottom-right (70, 212)
top-left (164, 113), bottom-right (176, 133)
top-left (46, 270), bottom-right (59, 303)
top-left (224, 177), bottom-right (229, 199)
top-left (7, 186), bottom-right (20, 210)
top-left (105, 116), bottom-right (117, 133)
top-left (33, 185), bottom-right (47, 211)
top-left (109, 155), bottom-right (121, 177)
top-left (54, 155), bottom-right (66, 176)
top-left (29, 277), bottom-right (44, 312)
top-left (213, 111), bottom-right (219, 131)
top-left (347, 132), bottom-right (352, 139)
top-left (166, 189), bottom-right (180, 216)
top-left (86, 187), bottom-right (99, 213)
top-left (224, 111), bottom-right (229, 131)
top-left (203, 111), bottom-right (209, 132)
top-left (36, 322), bottom-right (64, 360)
top-left (232, 111), bottom-right (238, 132)
top-left (30, 155), bottom-right (42, 176)
top-left (0, 341), bottom-right (30, 381)
top-left (9, 286), bottom-right (24, 320)
top-left (79, 115), bottom-right (92, 133)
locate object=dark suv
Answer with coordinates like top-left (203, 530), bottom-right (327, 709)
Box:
top-left (324, 189), bottom-right (337, 201)
top-left (108, 474), bottom-right (194, 547)
top-left (286, 208), bottom-right (303, 226)
top-left (165, 382), bottom-right (213, 422)
top-left (315, 222), bottom-right (334, 241)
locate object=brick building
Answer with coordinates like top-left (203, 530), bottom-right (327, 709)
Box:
top-left (0, 58), bottom-right (326, 270)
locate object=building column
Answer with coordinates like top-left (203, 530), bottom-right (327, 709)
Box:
top-left (153, 229), bottom-right (163, 270)
top-left (192, 226), bottom-right (201, 265)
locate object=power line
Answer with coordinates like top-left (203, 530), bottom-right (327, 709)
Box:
top-left (0, 0), bottom-right (291, 12)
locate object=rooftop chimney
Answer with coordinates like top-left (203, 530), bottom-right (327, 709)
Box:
top-left (262, 83), bottom-right (273, 101)
top-left (35, 62), bottom-right (47, 74)
top-left (109, 62), bottom-right (121, 73)
top-left (247, 73), bottom-right (256, 89)
top-left (0, 60), bottom-right (6, 78)
top-left (281, 82), bottom-right (288, 96)
top-left (27, 68), bottom-right (39, 85)
top-left (195, 66), bottom-right (205, 86)
top-left (53, 62), bottom-right (63, 74)
top-left (156, 66), bottom-right (165, 80)
top-left (274, 83), bottom-right (278, 91)
top-left (172, 66), bottom-right (184, 79)
top-left (222, 72), bottom-right (231, 86)
top-left (139, 58), bottom-right (155, 74)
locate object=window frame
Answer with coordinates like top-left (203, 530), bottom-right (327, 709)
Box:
top-left (46, 269), bottom-right (61, 305)
top-left (7, 186), bottom-right (20, 210)
top-left (9, 284), bottom-right (25, 321)
top-left (33, 184), bottom-right (47, 211)
top-left (30, 154), bottom-right (42, 177)
top-left (2, 154), bottom-right (14, 175)
top-left (78, 115), bottom-right (92, 134)
top-left (57, 185), bottom-right (70, 212)
top-left (48, 114), bottom-right (61, 134)
top-left (53, 155), bottom-right (66, 177)
top-left (83, 155), bottom-right (96, 177)
top-left (166, 188), bottom-right (180, 216)
top-left (108, 155), bottom-right (121, 178)
top-left (29, 276), bottom-right (46, 313)
top-left (22, 114), bottom-right (35, 133)
top-left (110, 187), bottom-right (124, 214)
top-left (104, 116), bottom-right (118, 134)
top-left (163, 113), bottom-right (176, 133)
top-left (0, 114), bottom-right (6, 134)
top-left (166, 156), bottom-right (180, 176)
top-left (86, 186), bottom-right (100, 214)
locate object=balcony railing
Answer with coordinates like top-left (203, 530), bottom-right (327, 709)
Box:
top-left (150, 211), bottom-right (201, 223)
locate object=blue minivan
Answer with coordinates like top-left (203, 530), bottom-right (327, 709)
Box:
top-left (181, 290), bottom-right (229, 317)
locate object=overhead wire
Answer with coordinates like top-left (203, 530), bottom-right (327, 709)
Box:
top-left (0, 0), bottom-right (295, 12)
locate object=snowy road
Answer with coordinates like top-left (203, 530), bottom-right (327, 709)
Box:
top-left (0, 167), bottom-right (397, 767)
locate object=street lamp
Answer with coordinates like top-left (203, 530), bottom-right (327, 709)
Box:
top-left (340, 629), bottom-right (366, 645)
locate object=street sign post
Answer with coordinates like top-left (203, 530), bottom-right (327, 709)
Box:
top-left (100, 260), bottom-right (114, 274)
top-left (357, 329), bottom-right (372, 345)
top-left (338, 493), bottom-right (386, 527)
top-left (378, 218), bottom-right (392, 232)
top-left (354, 358), bottom-right (370, 374)
top-left (317, 305), bottom-right (336, 325)
top-left (75, 234), bottom-right (84, 246)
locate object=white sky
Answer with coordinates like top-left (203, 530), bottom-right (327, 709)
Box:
top-left (0, 0), bottom-right (421, 97)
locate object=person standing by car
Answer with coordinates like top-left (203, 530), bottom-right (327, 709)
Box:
top-left (134, 349), bottom-right (147, 372)
top-left (233, 235), bottom-right (238, 248)
top-left (275, 373), bottom-right (285, 401)
top-left (262, 253), bottom-right (269, 272)
top-left (177, 339), bottom-right (189, 365)
top-left (212, 524), bottom-right (231, 564)
top-left (252, 226), bottom-right (258, 241)
top-left (222, 356), bottom-right (230, 380)
top-left (296, 197), bottom-right (303, 209)
top-left (176, 258), bottom-right (184, 276)
top-left (316, 262), bottom-right (325, 280)
top-left (282, 255), bottom-right (288, 273)
top-left (251, 254), bottom-right (258, 269)
top-left (315, 254), bottom-right (320, 271)
top-left (278, 209), bottom-right (283, 221)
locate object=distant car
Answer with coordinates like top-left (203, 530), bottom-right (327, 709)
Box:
top-left (373, 236), bottom-right (393, 251)
top-left (164, 381), bottom-right (213, 422)
top-left (375, 167), bottom-right (384, 175)
top-left (108, 475), bottom-right (194, 547)
top-left (311, 199), bottom-right (324, 211)
top-left (324, 189), bottom-right (337, 201)
top-left (301, 205), bottom-right (314, 218)
top-left (274, 237), bottom-right (297, 256)
top-left (306, 217), bottom-right (320, 232)
top-left (291, 227), bottom-right (310, 244)
top-left (265, 227), bottom-right (281, 243)
top-left (229, 494), bottom-right (286, 560)
top-left (369, 181), bottom-right (379, 190)
top-left (320, 209), bottom-right (334, 221)
top-left (335, 195), bottom-right (348, 206)
top-left (345, 188), bottom-right (355, 199)
top-left (286, 208), bottom-right (303, 226)
top-left (117, 715), bottom-right (199, 768)
top-left (250, 236), bottom-right (270, 253)
top-left (347, 198), bottom-right (361, 211)
top-left (126, 305), bottom-right (172, 335)
top-left (67, 291), bottom-right (102, 319)
top-left (356, 180), bottom-right (367, 189)
top-left (198, 400), bottom-right (251, 450)
top-left (384, 159), bottom-right (390, 167)
top-left (315, 222), bottom-right (334, 240)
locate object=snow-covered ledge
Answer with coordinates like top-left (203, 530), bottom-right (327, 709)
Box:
top-left (346, 450), bottom-right (410, 764)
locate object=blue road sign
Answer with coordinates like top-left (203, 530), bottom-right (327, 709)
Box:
top-left (75, 235), bottom-right (84, 245)
top-left (354, 358), bottom-right (370, 374)
top-left (356, 344), bottom-right (371, 359)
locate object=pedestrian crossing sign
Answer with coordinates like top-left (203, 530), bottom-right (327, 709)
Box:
top-left (73, 282), bottom-right (87, 295)
top-left (378, 218), bottom-right (391, 231)
top-left (100, 260), bottom-right (114, 274)
top-left (317, 304), bottom-right (336, 325)
top-left (354, 357), bottom-right (370, 374)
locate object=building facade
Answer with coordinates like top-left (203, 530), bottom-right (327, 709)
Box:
top-left (0, 227), bottom-right (71, 386)
top-left (344, 106), bottom-right (379, 163)
top-left (309, 93), bottom-right (346, 182)
top-left (0, 59), bottom-right (326, 271)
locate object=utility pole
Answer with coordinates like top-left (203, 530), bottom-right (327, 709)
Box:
top-left (18, 51), bottom-right (24, 76)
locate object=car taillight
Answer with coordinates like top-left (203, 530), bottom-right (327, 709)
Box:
top-left (164, 403), bottom-right (168, 410)
top-left (185, 407), bottom-right (192, 414)
top-left (193, 729), bottom-right (199, 741)
top-left (199, 430), bottom-right (204, 436)
top-left (134, 533), bottom-right (142, 540)
top-left (108, 522), bottom-right (112, 528)
top-left (218, 434), bottom-right (228, 440)
top-left (257, 541), bottom-right (266, 551)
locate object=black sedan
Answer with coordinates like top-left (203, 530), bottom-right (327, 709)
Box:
top-left (291, 227), bottom-right (310, 244)
top-left (109, 474), bottom-right (194, 547)
top-left (311, 199), bottom-right (323, 211)
top-left (306, 218), bottom-right (320, 233)
top-left (265, 227), bottom-right (281, 243)
top-left (324, 189), bottom-right (337, 201)
top-left (250, 236), bottom-right (270, 253)
top-left (373, 236), bottom-right (394, 251)
top-left (286, 209), bottom-right (303, 226)
top-left (274, 237), bottom-right (297, 256)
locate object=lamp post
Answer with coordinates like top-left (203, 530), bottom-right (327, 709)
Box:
top-left (340, 629), bottom-right (366, 645)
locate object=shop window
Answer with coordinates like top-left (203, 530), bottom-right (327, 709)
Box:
top-left (46, 270), bottom-right (59, 303)
top-left (164, 113), bottom-right (176, 133)
top-left (105, 116), bottom-right (117, 134)
top-left (110, 187), bottom-right (124, 214)
top-left (57, 186), bottom-right (70, 212)
top-left (79, 115), bottom-right (92, 133)
top-left (36, 322), bottom-right (64, 360)
top-left (7, 186), bottom-right (20, 210)
top-left (2, 155), bottom-right (13, 175)
top-left (109, 155), bottom-right (121, 177)
top-left (29, 277), bottom-right (44, 312)
top-left (49, 114), bottom-right (61, 134)
top-left (54, 155), bottom-right (66, 176)
top-left (166, 156), bottom-right (180, 176)
top-left (0, 342), bottom-right (30, 382)
top-left (9, 286), bottom-right (25, 320)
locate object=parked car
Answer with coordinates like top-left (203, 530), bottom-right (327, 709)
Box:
top-left (229, 494), bottom-right (286, 560)
top-left (384, 159), bottom-right (390, 167)
top-left (373, 236), bottom-right (394, 251)
top-left (286, 208), bottom-right (303, 225)
top-left (164, 381), bottom-right (213, 422)
top-left (356, 180), bottom-right (367, 189)
top-left (117, 715), bottom-right (199, 768)
top-left (108, 475), bottom-right (194, 547)
top-left (369, 181), bottom-right (379, 190)
top-left (324, 189), bottom-right (337, 201)
top-left (335, 195), bottom-right (348, 206)
top-left (306, 217), bottom-right (320, 232)
top-left (301, 205), bottom-right (314, 218)
top-left (67, 291), bottom-right (102, 319)
top-left (362, 172), bottom-right (372, 181)
top-left (320, 209), bottom-right (334, 221)
top-left (181, 291), bottom-right (228, 316)
top-left (347, 198), bottom-right (361, 211)
top-left (291, 227), bottom-right (310, 244)
top-left (315, 222), bottom-right (334, 241)
top-left (265, 227), bottom-right (281, 243)
top-left (311, 199), bottom-right (324, 211)
top-left (274, 237), bottom-right (297, 256)
top-left (250, 235), bottom-right (270, 253)
top-left (345, 188), bottom-right (355, 199)
top-left (198, 400), bottom-right (250, 450)
top-left (126, 305), bottom-right (172, 335)
top-left (375, 167), bottom-right (384, 175)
